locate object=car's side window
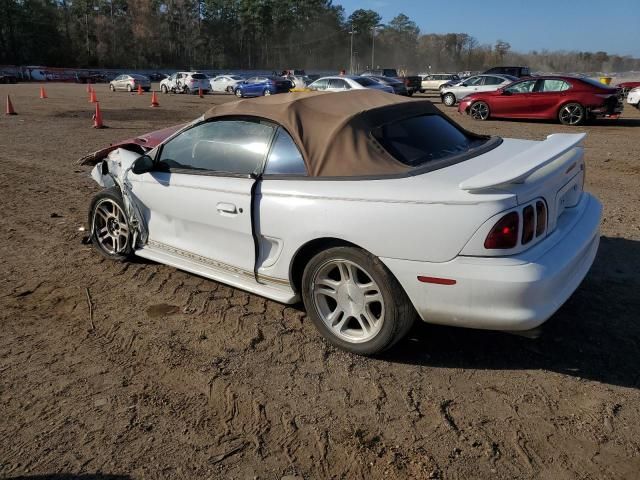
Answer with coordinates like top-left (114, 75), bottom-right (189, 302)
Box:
top-left (264, 129), bottom-right (307, 176)
top-left (311, 78), bottom-right (328, 90)
top-left (157, 120), bottom-right (275, 176)
top-left (506, 80), bottom-right (536, 94)
top-left (484, 76), bottom-right (503, 86)
top-left (328, 79), bottom-right (347, 90)
top-left (541, 79), bottom-right (570, 92)
top-left (465, 76), bottom-right (483, 86)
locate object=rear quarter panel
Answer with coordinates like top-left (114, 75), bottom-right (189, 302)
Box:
top-left (255, 177), bottom-right (515, 282)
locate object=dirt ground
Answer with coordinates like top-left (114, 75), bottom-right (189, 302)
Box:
top-left (1, 83), bottom-right (639, 480)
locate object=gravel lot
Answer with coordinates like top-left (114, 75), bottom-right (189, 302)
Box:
top-left (1, 83), bottom-right (639, 480)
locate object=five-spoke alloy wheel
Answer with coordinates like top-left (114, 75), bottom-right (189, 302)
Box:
top-left (469, 101), bottom-right (490, 120)
top-left (302, 246), bottom-right (415, 355)
top-left (89, 188), bottom-right (132, 261)
top-left (558, 102), bottom-right (585, 126)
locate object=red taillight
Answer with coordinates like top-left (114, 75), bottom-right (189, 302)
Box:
top-left (484, 212), bottom-right (519, 249)
top-left (522, 205), bottom-right (534, 244)
top-left (535, 201), bottom-right (547, 237)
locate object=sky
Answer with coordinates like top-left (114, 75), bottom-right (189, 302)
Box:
top-left (337, 0), bottom-right (640, 58)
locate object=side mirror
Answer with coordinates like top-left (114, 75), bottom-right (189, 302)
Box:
top-left (131, 154), bottom-right (154, 175)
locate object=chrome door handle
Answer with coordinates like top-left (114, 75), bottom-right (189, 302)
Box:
top-left (217, 202), bottom-right (238, 215)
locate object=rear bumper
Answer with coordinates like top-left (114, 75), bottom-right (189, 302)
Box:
top-left (382, 193), bottom-right (602, 332)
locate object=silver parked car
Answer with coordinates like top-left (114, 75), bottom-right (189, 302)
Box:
top-left (307, 76), bottom-right (394, 94)
top-left (440, 74), bottom-right (518, 106)
top-left (109, 74), bottom-right (151, 92)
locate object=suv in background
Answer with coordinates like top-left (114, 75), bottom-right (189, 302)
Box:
top-left (360, 68), bottom-right (421, 96)
top-left (160, 72), bottom-right (210, 94)
top-left (483, 66), bottom-right (530, 78)
top-left (419, 73), bottom-right (460, 92)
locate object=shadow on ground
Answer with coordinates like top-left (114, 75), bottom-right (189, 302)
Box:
top-left (386, 236), bottom-right (640, 390)
top-left (8, 475), bottom-right (131, 480)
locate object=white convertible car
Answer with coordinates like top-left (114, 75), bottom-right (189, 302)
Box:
top-left (83, 90), bottom-right (602, 355)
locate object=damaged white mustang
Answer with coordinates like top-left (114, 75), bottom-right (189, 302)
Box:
top-left (85, 90), bottom-right (602, 355)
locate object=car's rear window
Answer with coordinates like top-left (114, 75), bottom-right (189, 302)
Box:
top-left (372, 115), bottom-right (488, 168)
top-left (191, 73), bottom-right (207, 79)
top-left (354, 77), bottom-right (377, 87)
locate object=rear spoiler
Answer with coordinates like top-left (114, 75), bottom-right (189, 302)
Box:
top-left (459, 133), bottom-right (586, 191)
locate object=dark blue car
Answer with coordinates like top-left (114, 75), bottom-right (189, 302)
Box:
top-left (234, 76), bottom-right (293, 98)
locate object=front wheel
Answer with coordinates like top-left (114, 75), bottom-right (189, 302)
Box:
top-left (89, 188), bottom-right (133, 261)
top-left (161, 84), bottom-right (168, 94)
top-left (558, 102), bottom-right (585, 126)
top-left (109, 84), bottom-right (115, 92)
top-left (469, 101), bottom-right (490, 120)
top-left (302, 246), bottom-right (415, 355)
top-left (442, 93), bottom-right (456, 106)
top-left (235, 88), bottom-right (243, 98)
top-left (126, 84), bottom-right (132, 92)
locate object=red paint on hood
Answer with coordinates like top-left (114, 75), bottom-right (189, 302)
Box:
top-left (78, 123), bottom-right (185, 165)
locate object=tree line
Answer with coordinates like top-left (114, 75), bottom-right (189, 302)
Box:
top-left (1, 0), bottom-right (638, 74)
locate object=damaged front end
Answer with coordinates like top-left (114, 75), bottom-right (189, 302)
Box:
top-left (90, 148), bottom-right (149, 250)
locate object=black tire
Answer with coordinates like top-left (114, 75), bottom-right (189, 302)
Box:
top-left (126, 84), bottom-right (132, 92)
top-left (469, 101), bottom-right (490, 121)
top-left (161, 84), bottom-right (168, 94)
top-left (109, 84), bottom-right (115, 92)
top-left (558, 102), bottom-right (585, 126)
top-left (302, 246), bottom-right (416, 355)
top-left (235, 88), bottom-right (243, 98)
top-left (442, 92), bottom-right (456, 106)
top-left (88, 187), bottom-right (133, 262)
top-left (263, 89), bottom-right (271, 96)
top-left (183, 86), bottom-right (191, 95)
top-left (406, 90), bottom-right (414, 97)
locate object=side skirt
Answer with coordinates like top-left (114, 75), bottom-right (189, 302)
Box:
top-left (135, 242), bottom-right (298, 305)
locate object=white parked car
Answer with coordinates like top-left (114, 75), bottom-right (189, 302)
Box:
top-left (83, 90), bottom-right (601, 355)
top-left (209, 74), bottom-right (244, 93)
top-left (307, 75), bottom-right (393, 93)
top-left (440, 74), bottom-right (518, 106)
top-left (419, 73), bottom-right (461, 92)
top-left (160, 72), bottom-right (210, 94)
top-left (627, 87), bottom-right (640, 109)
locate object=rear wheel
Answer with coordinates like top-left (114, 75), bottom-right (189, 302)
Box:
top-left (183, 86), bottom-right (191, 95)
top-left (443, 93), bottom-right (456, 106)
top-left (126, 84), bottom-right (132, 92)
top-left (558, 102), bottom-right (585, 126)
top-left (469, 101), bottom-right (490, 120)
top-left (302, 246), bottom-right (415, 355)
top-left (89, 188), bottom-right (132, 261)
top-left (263, 89), bottom-right (271, 96)
top-left (109, 84), bottom-right (115, 92)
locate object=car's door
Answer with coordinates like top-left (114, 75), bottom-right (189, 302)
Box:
top-left (528, 79), bottom-right (570, 116)
top-left (491, 78), bottom-right (537, 117)
top-left (112, 75), bottom-right (122, 89)
top-left (456, 75), bottom-right (483, 99)
top-left (129, 118), bottom-right (276, 274)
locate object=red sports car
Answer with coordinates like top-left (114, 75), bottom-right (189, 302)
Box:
top-left (458, 76), bottom-right (623, 126)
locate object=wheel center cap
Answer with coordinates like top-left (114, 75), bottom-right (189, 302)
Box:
top-left (107, 218), bottom-right (119, 234)
top-left (338, 283), bottom-right (364, 315)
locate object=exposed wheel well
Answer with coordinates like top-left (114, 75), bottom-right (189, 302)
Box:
top-left (289, 237), bottom-right (360, 294)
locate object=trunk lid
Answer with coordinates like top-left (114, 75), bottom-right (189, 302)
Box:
top-left (459, 133), bottom-right (586, 233)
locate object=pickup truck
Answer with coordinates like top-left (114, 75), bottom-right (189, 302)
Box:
top-left (360, 68), bottom-right (421, 96)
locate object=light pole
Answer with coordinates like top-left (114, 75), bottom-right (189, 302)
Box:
top-left (348, 26), bottom-right (357, 74)
top-left (371, 25), bottom-right (382, 70)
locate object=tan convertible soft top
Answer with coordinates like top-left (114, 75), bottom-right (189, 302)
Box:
top-left (203, 89), bottom-right (442, 177)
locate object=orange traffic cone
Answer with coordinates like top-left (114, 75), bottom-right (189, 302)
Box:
top-left (39, 86), bottom-right (48, 99)
top-left (89, 89), bottom-right (98, 103)
top-left (5, 95), bottom-right (17, 115)
top-left (150, 91), bottom-right (159, 107)
top-left (198, 87), bottom-right (204, 98)
top-left (137, 84), bottom-right (143, 95)
top-left (93, 102), bottom-right (105, 128)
